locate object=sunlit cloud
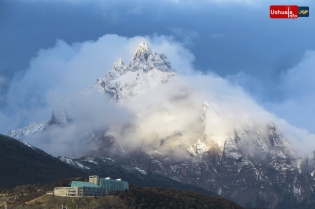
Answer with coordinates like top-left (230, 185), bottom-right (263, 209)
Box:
top-left (2, 34), bottom-right (315, 158)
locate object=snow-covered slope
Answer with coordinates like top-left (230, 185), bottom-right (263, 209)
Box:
top-left (7, 110), bottom-right (70, 139)
top-left (87, 42), bottom-right (176, 100)
top-left (7, 121), bottom-right (49, 139)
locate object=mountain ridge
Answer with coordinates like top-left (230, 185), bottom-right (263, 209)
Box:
top-left (6, 43), bottom-right (315, 208)
top-left (0, 133), bottom-right (221, 197)
top-left (0, 134), bottom-right (85, 188)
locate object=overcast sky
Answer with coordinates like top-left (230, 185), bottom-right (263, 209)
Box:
top-left (1, 0), bottom-right (315, 137)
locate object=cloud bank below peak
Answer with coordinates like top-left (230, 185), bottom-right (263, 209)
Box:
top-left (1, 34), bottom-right (315, 157)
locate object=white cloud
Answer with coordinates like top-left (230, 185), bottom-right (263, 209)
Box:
top-left (266, 50), bottom-right (315, 134)
top-left (282, 50), bottom-right (315, 97)
top-left (4, 34), bottom-right (194, 125)
top-left (0, 34), bottom-right (195, 156)
top-left (2, 34), bottom-right (315, 158)
top-left (23, 92), bottom-right (133, 158)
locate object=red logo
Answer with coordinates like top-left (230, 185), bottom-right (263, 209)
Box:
top-left (270, 5), bottom-right (299, 18)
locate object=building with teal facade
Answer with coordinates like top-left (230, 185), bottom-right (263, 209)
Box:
top-left (54, 175), bottom-right (129, 197)
top-left (71, 181), bottom-right (103, 196)
top-left (99, 177), bottom-right (129, 194)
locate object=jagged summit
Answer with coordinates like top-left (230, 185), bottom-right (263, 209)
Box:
top-left (132, 42), bottom-right (152, 62)
top-left (91, 42), bottom-right (176, 100)
top-left (110, 42), bottom-right (173, 74)
top-left (112, 58), bottom-right (127, 73)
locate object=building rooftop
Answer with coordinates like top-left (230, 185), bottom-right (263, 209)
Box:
top-left (71, 181), bottom-right (100, 188)
top-left (100, 177), bottom-right (125, 182)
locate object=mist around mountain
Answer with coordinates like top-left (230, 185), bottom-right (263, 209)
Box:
top-left (5, 42), bottom-right (315, 208)
top-left (0, 134), bottom-right (217, 196)
top-left (0, 133), bottom-right (247, 209)
top-left (8, 42), bottom-right (315, 158)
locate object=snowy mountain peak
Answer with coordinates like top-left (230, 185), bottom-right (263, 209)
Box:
top-left (112, 58), bottom-right (127, 73)
top-left (132, 42), bottom-right (152, 62)
top-left (128, 42), bottom-right (173, 73)
top-left (91, 42), bottom-right (176, 100)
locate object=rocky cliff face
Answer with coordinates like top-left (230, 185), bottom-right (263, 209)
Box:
top-left (7, 43), bottom-right (315, 208)
top-left (84, 123), bottom-right (314, 208)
